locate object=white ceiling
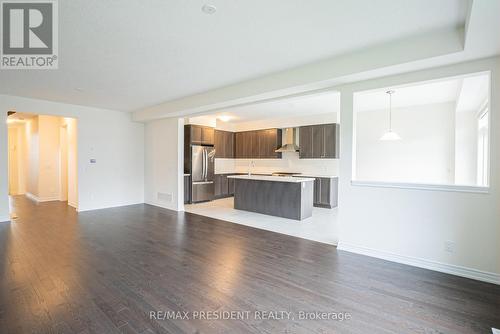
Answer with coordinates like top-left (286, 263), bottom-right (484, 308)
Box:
top-left (0, 0), bottom-right (470, 112)
top-left (355, 72), bottom-right (490, 112)
top-left (456, 74), bottom-right (490, 112)
top-left (212, 91), bottom-right (340, 123)
top-left (354, 79), bottom-right (462, 112)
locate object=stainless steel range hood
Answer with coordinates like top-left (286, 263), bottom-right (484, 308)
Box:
top-left (275, 128), bottom-right (299, 153)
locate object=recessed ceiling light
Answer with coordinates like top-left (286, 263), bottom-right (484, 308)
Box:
top-left (202, 4), bottom-right (217, 14)
top-left (217, 115), bottom-right (231, 122)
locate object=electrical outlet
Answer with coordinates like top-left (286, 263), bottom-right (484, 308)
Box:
top-left (444, 241), bottom-right (456, 253)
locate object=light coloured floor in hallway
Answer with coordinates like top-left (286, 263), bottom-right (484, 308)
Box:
top-left (185, 197), bottom-right (338, 245)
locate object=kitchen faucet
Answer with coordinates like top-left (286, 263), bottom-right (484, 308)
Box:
top-left (248, 160), bottom-right (255, 176)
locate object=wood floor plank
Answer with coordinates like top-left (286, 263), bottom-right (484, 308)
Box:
top-left (0, 196), bottom-right (499, 333)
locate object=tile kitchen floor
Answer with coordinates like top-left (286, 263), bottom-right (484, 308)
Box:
top-left (185, 197), bottom-right (338, 245)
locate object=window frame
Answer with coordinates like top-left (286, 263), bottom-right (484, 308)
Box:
top-left (351, 72), bottom-right (492, 193)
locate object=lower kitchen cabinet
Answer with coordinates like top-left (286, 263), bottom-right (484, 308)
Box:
top-left (301, 176), bottom-right (338, 208)
top-left (228, 177), bottom-right (235, 196)
top-left (214, 174), bottom-right (233, 198)
top-left (184, 175), bottom-right (191, 204)
top-left (313, 177), bottom-right (338, 208)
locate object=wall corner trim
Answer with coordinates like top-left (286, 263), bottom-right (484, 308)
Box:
top-left (26, 193), bottom-right (39, 203)
top-left (145, 201), bottom-right (182, 212)
top-left (337, 242), bottom-right (500, 285)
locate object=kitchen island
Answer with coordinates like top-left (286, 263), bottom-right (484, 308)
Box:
top-left (227, 175), bottom-right (314, 220)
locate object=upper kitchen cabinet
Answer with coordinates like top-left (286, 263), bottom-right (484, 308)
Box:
top-left (214, 130), bottom-right (234, 158)
top-left (259, 129), bottom-right (282, 159)
top-left (299, 123), bottom-right (339, 159)
top-left (185, 124), bottom-right (214, 146)
top-left (234, 129), bottom-right (282, 159)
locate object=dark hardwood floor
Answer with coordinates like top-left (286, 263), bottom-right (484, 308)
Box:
top-left (1, 196), bottom-right (499, 334)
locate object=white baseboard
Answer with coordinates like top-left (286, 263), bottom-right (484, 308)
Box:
top-left (38, 196), bottom-right (61, 202)
top-left (145, 200), bottom-right (180, 212)
top-left (0, 215), bottom-right (10, 223)
top-left (68, 200), bottom-right (78, 209)
top-left (337, 242), bottom-right (500, 285)
top-left (25, 192), bottom-right (39, 202)
top-left (26, 193), bottom-right (61, 203)
top-left (77, 201), bottom-right (143, 212)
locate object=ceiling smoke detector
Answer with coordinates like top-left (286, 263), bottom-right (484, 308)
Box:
top-left (201, 4), bottom-right (217, 14)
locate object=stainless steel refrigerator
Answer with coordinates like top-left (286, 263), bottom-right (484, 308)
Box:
top-left (191, 145), bottom-right (215, 202)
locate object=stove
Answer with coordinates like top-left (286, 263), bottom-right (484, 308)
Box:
top-left (271, 172), bottom-right (302, 177)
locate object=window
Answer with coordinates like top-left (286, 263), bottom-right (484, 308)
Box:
top-left (477, 108), bottom-right (489, 187)
top-left (353, 72), bottom-right (490, 190)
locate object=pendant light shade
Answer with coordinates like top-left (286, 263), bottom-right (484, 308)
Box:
top-left (380, 90), bottom-right (401, 141)
top-left (380, 131), bottom-right (402, 141)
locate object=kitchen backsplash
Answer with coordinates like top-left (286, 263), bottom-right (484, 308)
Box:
top-left (215, 151), bottom-right (339, 176)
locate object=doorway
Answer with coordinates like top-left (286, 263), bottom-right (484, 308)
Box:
top-left (7, 112), bottom-right (78, 213)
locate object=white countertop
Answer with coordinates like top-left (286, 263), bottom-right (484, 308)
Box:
top-left (297, 174), bottom-right (339, 178)
top-left (227, 175), bottom-right (314, 183)
top-left (229, 172), bottom-right (339, 178)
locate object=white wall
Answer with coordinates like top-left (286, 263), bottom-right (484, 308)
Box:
top-left (454, 109), bottom-right (479, 185)
top-left (355, 102), bottom-right (455, 184)
top-left (144, 117), bottom-right (184, 211)
top-left (7, 123), bottom-right (28, 195)
top-left (337, 57), bottom-right (500, 284)
top-left (228, 113), bottom-right (338, 132)
top-left (0, 95), bottom-right (145, 217)
top-left (65, 118), bottom-right (78, 208)
top-left (38, 115), bottom-right (63, 201)
top-left (26, 117), bottom-right (39, 198)
top-left (216, 154), bottom-right (339, 177)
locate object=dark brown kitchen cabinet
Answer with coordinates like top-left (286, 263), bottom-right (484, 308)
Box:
top-left (299, 123), bottom-right (339, 159)
top-left (214, 174), bottom-right (232, 198)
top-left (249, 131), bottom-right (260, 158)
top-left (234, 129), bottom-right (282, 159)
top-left (184, 175), bottom-right (190, 204)
top-left (316, 177), bottom-right (338, 208)
top-left (214, 130), bottom-right (224, 158)
top-left (214, 130), bottom-right (234, 158)
top-left (225, 131), bottom-right (234, 158)
top-left (235, 132), bottom-right (246, 158)
top-left (312, 125), bottom-right (324, 158)
top-left (201, 127), bottom-right (214, 145)
top-left (259, 129), bottom-right (282, 159)
top-left (228, 177), bottom-right (235, 195)
top-left (303, 176), bottom-right (338, 208)
top-left (185, 125), bottom-right (214, 146)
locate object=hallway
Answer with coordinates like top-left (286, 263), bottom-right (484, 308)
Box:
top-left (1, 196), bottom-right (499, 333)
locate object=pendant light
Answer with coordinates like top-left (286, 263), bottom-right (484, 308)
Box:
top-left (380, 90), bottom-right (401, 141)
